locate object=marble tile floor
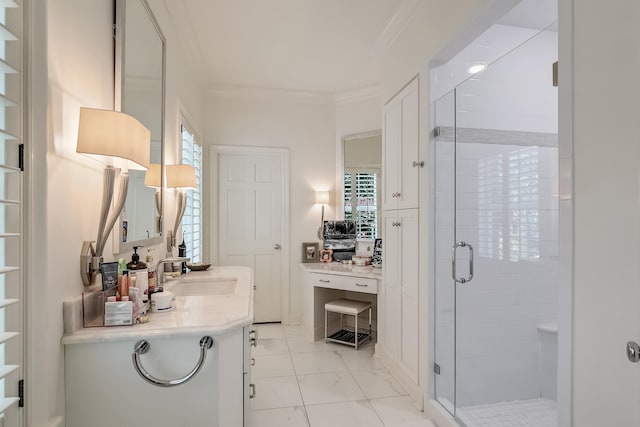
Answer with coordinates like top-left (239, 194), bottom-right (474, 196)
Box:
top-left (249, 323), bottom-right (436, 427)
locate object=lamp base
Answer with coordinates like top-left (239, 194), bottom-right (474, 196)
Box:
top-left (167, 230), bottom-right (176, 252)
top-left (80, 241), bottom-right (102, 287)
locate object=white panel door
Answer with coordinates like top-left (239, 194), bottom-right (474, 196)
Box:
top-left (218, 151), bottom-right (284, 322)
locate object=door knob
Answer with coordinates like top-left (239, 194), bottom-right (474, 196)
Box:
top-left (627, 341), bottom-right (640, 362)
top-left (274, 244), bottom-right (281, 250)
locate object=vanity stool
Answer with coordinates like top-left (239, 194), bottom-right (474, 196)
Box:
top-left (324, 298), bottom-right (372, 350)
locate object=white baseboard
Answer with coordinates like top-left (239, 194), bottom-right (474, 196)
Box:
top-left (375, 343), bottom-right (423, 409)
top-left (424, 399), bottom-right (461, 427)
top-left (47, 416), bottom-right (65, 427)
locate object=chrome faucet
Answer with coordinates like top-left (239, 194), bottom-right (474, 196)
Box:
top-left (152, 256), bottom-right (190, 289)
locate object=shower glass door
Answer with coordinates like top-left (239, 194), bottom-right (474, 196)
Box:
top-left (433, 90), bottom-right (456, 412)
top-left (434, 25), bottom-right (559, 426)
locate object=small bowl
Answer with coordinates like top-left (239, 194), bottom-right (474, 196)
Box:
top-left (186, 263), bottom-right (212, 271)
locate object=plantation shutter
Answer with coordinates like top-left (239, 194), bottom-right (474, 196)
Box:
top-left (180, 123), bottom-right (202, 263)
top-left (344, 168), bottom-right (379, 238)
top-left (0, 0), bottom-right (24, 425)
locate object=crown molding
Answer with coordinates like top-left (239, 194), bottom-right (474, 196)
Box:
top-left (207, 84), bottom-right (336, 104)
top-left (335, 86), bottom-right (381, 104)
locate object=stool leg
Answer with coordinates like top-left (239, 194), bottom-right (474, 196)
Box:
top-left (355, 311), bottom-right (359, 350)
top-left (368, 307), bottom-right (372, 342)
top-left (325, 309), bottom-right (328, 343)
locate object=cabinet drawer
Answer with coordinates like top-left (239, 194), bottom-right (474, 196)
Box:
top-left (311, 273), bottom-right (377, 294)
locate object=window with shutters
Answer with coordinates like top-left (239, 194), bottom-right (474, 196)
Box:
top-left (344, 168), bottom-right (379, 238)
top-left (0, 1), bottom-right (23, 424)
top-left (180, 121), bottom-right (202, 263)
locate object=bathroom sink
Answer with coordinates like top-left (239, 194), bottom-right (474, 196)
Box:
top-left (167, 277), bottom-right (237, 296)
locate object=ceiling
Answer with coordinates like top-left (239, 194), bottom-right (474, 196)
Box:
top-left (164, 0), bottom-right (411, 95)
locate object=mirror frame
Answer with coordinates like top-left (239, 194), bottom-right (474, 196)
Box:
top-left (339, 129), bottom-right (382, 223)
top-left (113, 0), bottom-right (166, 253)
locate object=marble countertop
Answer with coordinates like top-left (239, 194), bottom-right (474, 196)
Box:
top-left (299, 262), bottom-right (382, 279)
top-left (62, 266), bottom-right (254, 345)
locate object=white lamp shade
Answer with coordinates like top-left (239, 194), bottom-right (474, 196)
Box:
top-left (166, 164), bottom-right (197, 189)
top-left (315, 190), bottom-right (330, 205)
top-left (76, 107), bottom-right (151, 169)
top-left (144, 163), bottom-right (162, 188)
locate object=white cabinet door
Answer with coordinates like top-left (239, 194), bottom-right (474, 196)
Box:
top-left (65, 330), bottom-right (245, 427)
top-left (382, 77), bottom-right (419, 211)
top-left (399, 209), bottom-right (419, 381)
top-left (381, 209), bottom-right (419, 382)
top-left (383, 98), bottom-right (401, 211)
top-left (398, 81), bottom-right (419, 210)
top-left (381, 210), bottom-right (401, 360)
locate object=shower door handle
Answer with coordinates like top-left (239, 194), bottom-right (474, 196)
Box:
top-left (452, 241), bottom-right (474, 284)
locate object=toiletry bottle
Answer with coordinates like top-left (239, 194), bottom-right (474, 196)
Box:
top-left (118, 270), bottom-right (130, 298)
top-left (178, 235), bottom-right (187, 274)
top-left (146, 249), bottom-right (157, 292)
top-left (127, 246), bottom-right (149, 304)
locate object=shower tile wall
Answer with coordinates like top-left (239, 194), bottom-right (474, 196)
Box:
top-left (435, 140), bottom-right (559, 407)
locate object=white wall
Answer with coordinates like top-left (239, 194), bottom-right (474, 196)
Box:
top-left (43, 2), bottom-right (115, 425)
top-left (205, 94), bottom-right (336, 324)
top-left (31, 1), bottom-right (205, 425)
top-left (568, 0), bottom-right (640, 425)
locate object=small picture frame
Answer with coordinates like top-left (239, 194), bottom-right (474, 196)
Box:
top-left (372, 238), bottom-right (383, 266)
top-left (302, 242), bottom-right (320, 263)
top-left (319, 248), bottom-right (333, 263)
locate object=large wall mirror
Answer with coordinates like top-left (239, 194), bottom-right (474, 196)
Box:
top-left (114, 0), bottom-right (165, 253)
top-left (342, 130), bottom-right (382, 238)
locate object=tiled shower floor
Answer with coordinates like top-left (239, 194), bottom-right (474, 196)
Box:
top-left (457, 398), bottom-right (557, 427)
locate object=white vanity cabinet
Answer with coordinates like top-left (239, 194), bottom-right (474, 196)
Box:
top-left (382, 76), bottom-right (420, 211)
top-left (300, 264), bottom-right (381, 341)
top-left (62, 266), bottom-right (255, 427)
top-left (65, 328), bottom-right (245, 427)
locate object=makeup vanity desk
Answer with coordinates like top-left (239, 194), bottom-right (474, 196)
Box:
top-left (300, 263), bottom-right (381, 341)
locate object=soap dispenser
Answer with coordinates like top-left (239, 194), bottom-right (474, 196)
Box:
top-left (178, 235), bottom-right (187, 274)
top-left (127, 246), bottom-right (149, 303)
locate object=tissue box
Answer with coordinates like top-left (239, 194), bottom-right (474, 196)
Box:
top-left (104, 301), bottom-right (134, 326)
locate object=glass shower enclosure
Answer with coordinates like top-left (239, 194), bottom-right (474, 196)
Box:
top-left (432, 25), bottom-right (559, 427)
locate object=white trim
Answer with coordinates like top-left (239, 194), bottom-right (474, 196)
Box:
top-left (335, 86), bottom-right (381, 104)
top-left (26, 0), bottom-right (49, 425)
top-left (208, 84), bottom-right (335, 105)
top-left (557, 0), bottom-right (573, 425)
top-left (210, 145), bottom-right (291, 325)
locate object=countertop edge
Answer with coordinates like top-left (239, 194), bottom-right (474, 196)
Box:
top-left (61, 315), bottom-right (254, 345)
top-left (299, 262), bottom-right (382, 279)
